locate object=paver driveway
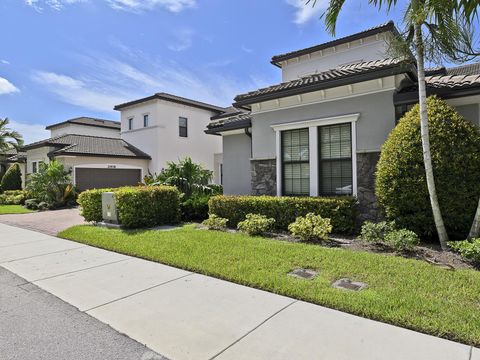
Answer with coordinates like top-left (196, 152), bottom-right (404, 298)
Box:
top-left (0, 222), bottom-right (477, 360)
top-left (0, 208), bottom-right (85, 235)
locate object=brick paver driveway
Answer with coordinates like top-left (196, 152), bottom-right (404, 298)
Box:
top-left (0, 208), bottom-right (85, 236)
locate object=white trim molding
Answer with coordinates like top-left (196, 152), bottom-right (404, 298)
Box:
top-left (272, 113), bottom-right (359, 197)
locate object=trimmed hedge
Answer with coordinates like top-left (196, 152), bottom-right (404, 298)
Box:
top-left (208, 195), bottom-right (357, 234)
top-left (77, 186), bottom-right (181, 228)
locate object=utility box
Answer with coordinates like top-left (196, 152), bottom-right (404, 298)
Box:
top-left (102, 192), bottom-right (118, 224)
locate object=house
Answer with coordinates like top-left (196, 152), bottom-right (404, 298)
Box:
top-left (206, 21), bottom-right (480, 220)
top-left (114, 92), bottom-right (224, 184)
top-left (22, 117), bottom-right (151, 191)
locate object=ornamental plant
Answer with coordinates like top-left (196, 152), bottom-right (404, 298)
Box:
top-left (360, 221), bottom-right (396, 244)
top-left (288, 213), bottom-right (332, 242)
top-left (1, 163), bottom-right (22, 191)
top-left (449, 239), bottom-right (480, 265)
top-left (202, 214), bottom-right (228, 231)
top-left (376, 96), bottom-right (480, 240)
top-left (237, 213), bottom-right (275, 236)
top-left (384, 229), bottom-right (420, 252)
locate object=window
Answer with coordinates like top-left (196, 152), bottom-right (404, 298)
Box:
top-left (32, 161), bottom-right (38, 174)
top-left (318, 123), bottom-right (352, 195)
top-left (179, 117), bottom-right (188, 137)
top-left (128, 118), bottom-right (133, 130)
top-left (143, 114), bottom-right (149, 128)
top-left (281, 128), bottom-right (309, 196)
top-left (395, 104), bottom-right (414, 123)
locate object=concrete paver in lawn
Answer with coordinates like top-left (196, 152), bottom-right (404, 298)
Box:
top-left (88, 273), bottom-right (295, 360)
top-left (2, 246), bottom-right (129, 282)
top-left (36, 257), bottom-right (192, 311)
top-left (214, 300), bottom-right (471, 360)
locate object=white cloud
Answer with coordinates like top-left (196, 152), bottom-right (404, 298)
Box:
top-left (168, 29), bottom-right (194, 52)
top-left (25, 0), bottom-right (86, 11)
top-left (286, 0), bottom-right (327, 25)
top-left (8, 120), bottom-right (49, 144)
top-left (1, 60), bottom-right (10, 65)
top-left (241, 45), bottom-right (253, 54)
top-left (106, 0), bottom-right (196, 13)
top-left (0, 77), bottom-right (20, 95)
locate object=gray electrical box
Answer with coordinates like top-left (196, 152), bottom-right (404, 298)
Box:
top-left (102, 192), bottom-right (118, 224)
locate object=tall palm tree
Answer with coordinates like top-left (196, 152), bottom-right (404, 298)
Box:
top-left (0, 117), bottom-right (23, 152)
top-left (310, 0), bottom-right (479, 249)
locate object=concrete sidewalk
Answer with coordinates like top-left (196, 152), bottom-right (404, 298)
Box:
top-left (0, 223), bottom-right (477, 360)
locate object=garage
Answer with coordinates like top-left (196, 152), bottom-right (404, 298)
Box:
top-left (75, 168), bottom-right (142, 191)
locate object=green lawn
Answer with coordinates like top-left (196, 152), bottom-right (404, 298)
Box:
top-left (0, 205), bottom-right (34, 214)
top-left (59, 225), bottom-right (480, 346)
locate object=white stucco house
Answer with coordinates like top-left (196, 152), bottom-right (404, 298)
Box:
top-left (18, 93), bottom-right (226, 190)
top-left (206, 21), bottom-right (480, 220)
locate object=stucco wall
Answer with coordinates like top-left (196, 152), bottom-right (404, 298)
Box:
top-left (222, 133), bottom-right (251, 195)
top-left (455, 104), bottom-right (480, 127)
top-left (119, 99), bottom-right (223, 180)
top-left (26, 147), bottom-right (51, 174)
top-left (50, 124), bottom-right (120, 138)
top-left (251, 90), bottom-right (396, 159)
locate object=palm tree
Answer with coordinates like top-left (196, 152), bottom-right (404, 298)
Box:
top-left (311, 0), bottom-right (479, 249)
top-left (0, 117), bottom-right (23, 152)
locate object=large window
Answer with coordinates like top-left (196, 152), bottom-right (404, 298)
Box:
top-left (281, 128), bottom-right (309, 196)
top-left (318, 123), bottom-right (352, 195)
top-left (179, 117), bottom-right (188, 137)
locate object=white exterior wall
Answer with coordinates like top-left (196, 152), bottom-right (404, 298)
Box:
top-left (281, 33), bottom-right (390, 82)
top-left (50, 124), bottom-right (120, 138)
top-left (26, 147), bottom-right (51, 175)
top-left (119, 99), bottom-right (223, 180)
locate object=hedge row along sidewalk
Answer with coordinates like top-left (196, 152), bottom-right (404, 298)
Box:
top-left (209, 195), bottom-right (357, 234)
top-left (59, 224), bottom-right (480, 347)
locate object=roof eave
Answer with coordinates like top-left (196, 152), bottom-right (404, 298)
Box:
top-left (394, 85), bottom-right (480, 105)
top-left (205, 119), bottom-right (252, 135)
top-left (50, 151), bottom-right (152, 160)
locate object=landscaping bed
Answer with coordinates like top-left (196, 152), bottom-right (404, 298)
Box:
top-left (59, 224), bottom-right (480, 347)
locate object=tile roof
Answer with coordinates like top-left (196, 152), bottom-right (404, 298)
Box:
top-left (23, 134), bottom-right (151, 159)
top-left (271, 21), bottom-right (396, 65)
top-left (206, 112), bottom-right (252, 134)
top-left (45, 117), bottom-right (120, 130)
top-left (234, 58), bottom-right (413, 106)
top-left (114, 92), bottom-right (227, 113)
top-left (0, 148), bottom-right (26, 163)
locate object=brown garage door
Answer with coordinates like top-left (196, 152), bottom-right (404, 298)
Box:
top-left (75, 168), bottom-right (142, 191)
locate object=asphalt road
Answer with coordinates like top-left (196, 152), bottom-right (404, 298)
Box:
top-left (0, 266), bottom-right (168, 360)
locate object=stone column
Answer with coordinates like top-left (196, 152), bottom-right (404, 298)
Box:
top-left (251, 159), bottom-right (277, 196)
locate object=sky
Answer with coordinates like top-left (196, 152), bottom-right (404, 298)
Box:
top-left (0, 0), bottom-right (477, 143)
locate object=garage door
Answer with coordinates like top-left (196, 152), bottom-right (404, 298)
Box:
top-left (75, 168), bottom-right (142, 191)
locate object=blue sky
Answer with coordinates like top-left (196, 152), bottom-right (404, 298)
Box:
top-left (0, 0), bottom-right (475, 143)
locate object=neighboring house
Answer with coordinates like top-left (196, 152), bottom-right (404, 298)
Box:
top-left (114, 92), bottom-right (224, 183)
top-left (206, 21), bottom-right (480, 220)
top-left (23, 117), bottom-right (151, 191)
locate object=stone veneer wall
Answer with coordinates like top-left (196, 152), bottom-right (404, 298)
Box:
top-left (251, 159), bottom-right (277, 196)
top-left (356, 152), bottom-right (382, 222)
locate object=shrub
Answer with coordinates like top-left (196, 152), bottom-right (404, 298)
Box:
top-left (209, 195), bottom-right (356, 234)
top-left (384, 229), bottom-right (420, 252)
top-left (360, 221), bottom-right (395, 243)
top-left (1, 163), bottom-right (22, 191)
top-left (24, 199), bottom-right (39, 210)
top-left (449, 239), bottom-right (480, 264)
top-left (237, 213), bottom-right (275, 236)
top-left (0, 190), bottom-right (27, 205)
top-left (202, 214), bottom-right (228, 231)
top-left (78, 186), bottom-right (181, 228)
top-left (376, 96), bottom-right (480, 239)
top-left (181, 194), bottom-right (210, 221)
top-left (288, 213), bottom-right (332, 242)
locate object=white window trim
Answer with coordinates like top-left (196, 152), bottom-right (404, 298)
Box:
top-left (272, 113), bottom-right (359, 197)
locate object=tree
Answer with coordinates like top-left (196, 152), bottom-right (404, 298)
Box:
top-left (314, 0), bottom-right (479, 249)
top-left (0, 118), bottom-right (23, 152)
top-left (1, 163), bottom-right (22, 191)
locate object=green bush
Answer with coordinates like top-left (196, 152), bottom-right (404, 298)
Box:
top-left (288, 213), bottom-right (332, 242)
top-left (78, 186), bottom-right (181, 228)
top-left (360, 221), bottom-right (395, 243)
top-left (202, 214), bottom-right (228, 231)
top-left (77, 188), bottom-right (112, 222)
top-left (24, 198), bottom-right (39, 210)
top-left (1, 163), bottom-right (22, 191)
top-left (237, 213), bottom-right (275, 236)
top-left (384, 229), bottom-right (420, 252)
top-left (0, 190), bottom-right (27, 205)
top-left (209, 195), bottom-right (356, 234)
top-left (376, 96), bottom-right (480, 239)
top-left (449, 239), bottom-right (480, 264)
top-left (181, 194), bottom-right (210, 221)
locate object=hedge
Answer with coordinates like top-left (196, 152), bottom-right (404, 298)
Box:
top-left (208, 195), bottom-right (357, 234)
top-left (77, 186), bottom-right (181, 228)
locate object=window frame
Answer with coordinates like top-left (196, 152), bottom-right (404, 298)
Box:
top-left (281, 128), bottom-right (310, 197)
top-left (128, 117), bottom-right (133, 131)
top-left (32, 161), bottom-right (38, 174)
top-left (143, 114), bottom-right (149, 128)
top-left (179, 117), bottom-right (188, 138)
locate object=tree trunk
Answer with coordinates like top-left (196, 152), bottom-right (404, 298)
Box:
top-left (468, 198), bottom-right (480, 239)
top-left (414, 24), bottom-right (449, 249)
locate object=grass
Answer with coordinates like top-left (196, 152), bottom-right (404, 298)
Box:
top-left (0, 205), bottom-right (34, 214)
top-left (59, 224), bottom-right (480, 346)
